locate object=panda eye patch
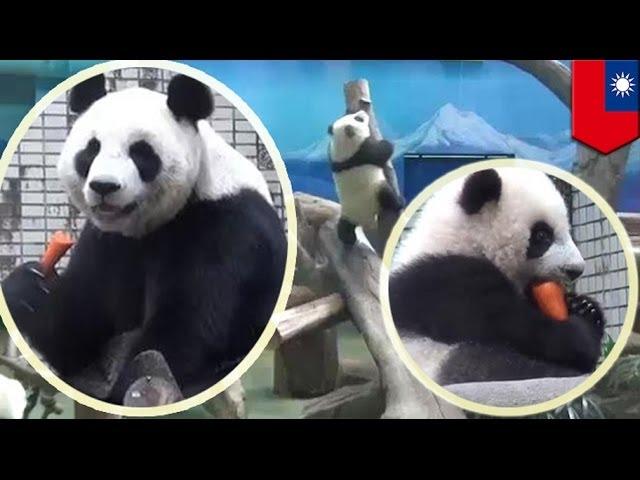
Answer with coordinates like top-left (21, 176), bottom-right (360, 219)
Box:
top-left (74, 137), bottom-right (101, 178)
top-left (129, 140), bottom-right (161, 182)
top-left (527, 221), bottom-right (555, 259)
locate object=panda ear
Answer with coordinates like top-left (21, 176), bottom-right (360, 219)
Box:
top-left (167, 74), bottom-right (214, 122)
top-left (459, 169), bottom-right (502, 214)
top-left (69, 74), bottom-right (107, 114)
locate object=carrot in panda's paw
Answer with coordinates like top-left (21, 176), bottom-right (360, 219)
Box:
top-left (531, 281), bottom-right (569, 322)
top-left (40, 231), bottom-right (75, 277)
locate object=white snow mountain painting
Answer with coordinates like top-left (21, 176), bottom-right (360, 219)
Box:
top-left (286, 103), bottom-right (579, 168)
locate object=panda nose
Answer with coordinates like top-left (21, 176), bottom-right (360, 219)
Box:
top-left (345, 125), bottom-right (355, 138)
top-left (89, 180), bottom-right (121, 196)
top-left (563, 266), bottom-right (584, 281)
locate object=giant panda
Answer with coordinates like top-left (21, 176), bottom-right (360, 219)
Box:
top-left (390, 167), bottom-right (605, 383)
top-left (328, 110), bottom-right (405, 245)
top-left (1, 73), bottom-right (287, 404)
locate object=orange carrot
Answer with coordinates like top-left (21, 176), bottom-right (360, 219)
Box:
top-left (40, 231), bottom-right (75, 276)
top-left (531, 281), bottom-right (569, 322)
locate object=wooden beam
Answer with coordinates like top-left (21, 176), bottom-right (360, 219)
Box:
top-left (275, 293), bottom-right (346, 344)
top-left (316, 214), bottom-right (464, 418)
top-left (0, 354), bottom-right (55, 393)
top-left (620, 213), bottom-right (640, 245)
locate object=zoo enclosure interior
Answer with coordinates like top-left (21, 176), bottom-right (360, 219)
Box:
top-left (0, 67), bottom-right (286, 280)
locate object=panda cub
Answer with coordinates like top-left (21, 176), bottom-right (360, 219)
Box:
top-left (2, 74), bottom-right (287, 403)
top-left (391, 167), bottom-right (605, 377)
top-left (328, 111), bottom-right (404, 245)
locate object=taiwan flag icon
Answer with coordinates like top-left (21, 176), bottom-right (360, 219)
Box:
top-left (572, 60), bottom-right (640, 154)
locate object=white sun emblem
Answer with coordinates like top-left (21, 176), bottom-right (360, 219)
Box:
top-left (610, 72), bottom-right (636, 97)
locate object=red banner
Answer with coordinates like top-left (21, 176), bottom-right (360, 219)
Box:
top-left (572, 60), bottom-right (639, 154)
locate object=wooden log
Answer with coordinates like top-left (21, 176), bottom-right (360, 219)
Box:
top-left (286, 285), bottom-right (320, 308)
top-left (620, 213), bottom-right (640, 243)
top-left (294, 194), bottom-right (339, 295)
top-left (302, 381), bottom-right (384, 419)
top-left (315, 213), bottom-right (464, 418)
top-left (273, 192), bottom-right (343, 399)
top-left (74, 403), bottom-right (120, 419)
top-left (0, 354), bottom-right (55, 393)
top-left (275, 293), bottom-right (346, 345)
top-left (273, 328), bottom-right (339, 398)
top-left (120, 350), bottom-right (183, 407)
top-left (202, 380), bottom-right (247, 419)
top-left (291, 192), bottom-right (462, 417)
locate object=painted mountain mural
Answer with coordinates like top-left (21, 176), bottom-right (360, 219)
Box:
top-left (284, 104), bottom-right (639, 212)
top-left (287, 104), bottom-right (577, 165)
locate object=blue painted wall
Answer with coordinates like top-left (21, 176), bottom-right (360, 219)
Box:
top-left (0, 60), bottom-right (637, 212)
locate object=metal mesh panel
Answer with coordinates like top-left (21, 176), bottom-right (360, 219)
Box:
top-left (571, 189), bottom-right (628, 339)
top-left (0, 67), bottom-right (285, 279)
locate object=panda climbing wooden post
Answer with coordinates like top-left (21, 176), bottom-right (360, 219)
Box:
top-left (341, 79), bottom-right (404, 256)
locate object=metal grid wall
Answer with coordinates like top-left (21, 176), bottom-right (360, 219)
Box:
top-left (0, 68), bottom-right (285, 279)
top-left (571, 188), bottom-right (628, 339)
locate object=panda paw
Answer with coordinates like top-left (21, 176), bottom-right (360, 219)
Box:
top-left (2, 262), bottom-right (56, 321)
top-left (567, 293), bottom-right (605, 333)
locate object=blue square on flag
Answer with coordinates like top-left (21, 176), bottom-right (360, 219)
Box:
top-left (605, 60), bottom-right (639, 112)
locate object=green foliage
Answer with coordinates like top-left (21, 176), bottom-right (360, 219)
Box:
top-left (535, 395), bottom-right (606, 419)
top-left (465, 394), bottom-right (606, 420)
top-left (595, 354), bottom-right (640, 398)
top-left (600, 334), bottom-right (616, 361)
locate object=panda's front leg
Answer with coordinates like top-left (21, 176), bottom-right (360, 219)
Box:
top-left (566, 292), bottom-right (605, 334)
top-left (526, 293), bottom-right (605, 373)
top-left (1, 260), bottom-right (115, 377)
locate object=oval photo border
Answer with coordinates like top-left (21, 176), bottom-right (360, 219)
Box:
top-left (380, 158), bottom-right (638, 417)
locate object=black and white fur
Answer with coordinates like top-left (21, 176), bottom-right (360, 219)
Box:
top-left (2, 74), bottom-right (287, 403)
top-left (328, 111), bottom-right (404, 245)
top-left (390, 168), bottom-right (605, 379)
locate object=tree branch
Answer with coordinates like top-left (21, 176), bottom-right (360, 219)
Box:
top-left (298, 193), bottom-right (463, 418)
top-left (505, 60), bottom-right (632, 207)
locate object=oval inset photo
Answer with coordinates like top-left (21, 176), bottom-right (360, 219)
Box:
top-left (381, 159), bottom-right (638, 417)
top-left (0, 61), bottom-right (296, 416)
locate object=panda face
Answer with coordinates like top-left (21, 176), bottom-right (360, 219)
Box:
top-left (328, 110), bottom-right (371, 162)
top-left (396, 167), bottom-right (585, 292)
top-left (58, 75), bottom-right (213, 237)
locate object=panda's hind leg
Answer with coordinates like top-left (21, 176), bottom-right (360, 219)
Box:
top-left (337, 217), bottom-right (357, 245)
